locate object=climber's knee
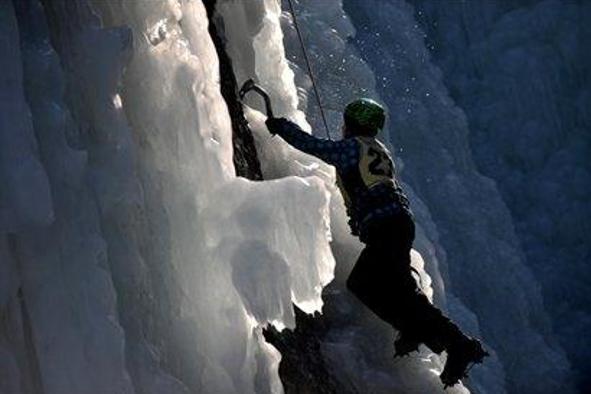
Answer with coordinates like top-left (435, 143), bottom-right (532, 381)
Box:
top-left (345, 272), bottom-right (361, 298)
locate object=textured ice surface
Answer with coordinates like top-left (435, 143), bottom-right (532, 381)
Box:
top-left (3, 1), bottom-right (134, 393)
top-left (410, 0), bottom-right (591, 388)
top-left (93, 1), bottom-right (337, 392)
top-left (1, 0), bottom-right (336, 393)
top-left (2, 0), bottom-right (337, 393)
top-left (0, 1), bottom-right (53, 232)
top-left (0, 0), bottom-right (550, 393)
top-left (219, 1), bottom-right (470, 393)
top-left (343, 0), bottom-right (576, 392)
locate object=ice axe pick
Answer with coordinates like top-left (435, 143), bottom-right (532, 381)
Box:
top-left (239, 79), bottom-right (274, 118)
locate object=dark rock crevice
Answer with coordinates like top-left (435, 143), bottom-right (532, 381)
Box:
top-left (263, 305), bottom-right (353, 394)
top-left (202, 0), bottom-right (263, 181)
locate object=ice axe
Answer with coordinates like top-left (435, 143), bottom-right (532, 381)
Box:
top-left (239, 79), bottom-right (274, 118)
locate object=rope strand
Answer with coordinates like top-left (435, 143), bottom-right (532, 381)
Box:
top-left (286, 0), bottom-right (332, 140)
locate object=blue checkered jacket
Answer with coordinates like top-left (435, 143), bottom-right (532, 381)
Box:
top-left (266, 118), bottom-right (412, 241)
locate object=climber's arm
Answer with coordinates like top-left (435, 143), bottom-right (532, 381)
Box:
top-left (265, 117), bottom-right (357, 166)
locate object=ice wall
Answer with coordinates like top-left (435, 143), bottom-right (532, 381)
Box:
top-left (410, 1), bottom-right (591, 389)
top-left (342, 0), bottom-right (576, 393)
top-left (277, 0), bottom-right (452, 303)
top-left (0, 0), bottom-right (527, 393)
top-left (3, 0), bottom-right (336, 392)
top-left (2, 1), bottom-right (134, 393)
top-left (277, 1), bottom-right (503, 392)
top-left (217, 1), bottom-right (476, 393)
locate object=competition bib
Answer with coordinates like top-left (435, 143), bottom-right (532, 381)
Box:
top-left (357, 137), bottom-right (394, 188)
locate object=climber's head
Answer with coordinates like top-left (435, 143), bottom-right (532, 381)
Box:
top-left (342, 98), bottom-right (386, 138)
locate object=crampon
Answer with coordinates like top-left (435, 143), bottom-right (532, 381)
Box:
top-left (440, 337), bottom-right (488, 389)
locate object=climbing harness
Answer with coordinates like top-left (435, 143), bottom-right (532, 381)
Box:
top-left (286, 0), bottom-right (332, 140)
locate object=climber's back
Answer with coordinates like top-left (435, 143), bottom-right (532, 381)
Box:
top-left (266, 98), bottom-right (411, 240)
top-left (335, 132), bottom-right (410, 241)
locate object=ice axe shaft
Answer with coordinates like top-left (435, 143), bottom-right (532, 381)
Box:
top-left (239, 79), bottom-right (274, 118)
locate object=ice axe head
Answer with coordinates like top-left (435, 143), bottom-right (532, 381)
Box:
top-left (238, 79), bottom-right (256, 100)
top-left (239, 78), bottom-right (274, 118)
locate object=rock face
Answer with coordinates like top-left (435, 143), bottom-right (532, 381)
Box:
top-left (263, 307), bottom-right (348, 394)
top-left (202, 0), bottom-right (263, 181)
top-left (408, 0), bottom-right (591, 390)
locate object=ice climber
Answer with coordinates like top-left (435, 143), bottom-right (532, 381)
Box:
top-left (265, 98), bottom-right (488, 388)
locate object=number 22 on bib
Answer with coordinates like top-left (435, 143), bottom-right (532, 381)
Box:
top-left (357, 137), bottom-right (394, 188)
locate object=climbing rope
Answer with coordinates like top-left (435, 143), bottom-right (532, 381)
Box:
top-left (286, 0), bottom-right (332, 140)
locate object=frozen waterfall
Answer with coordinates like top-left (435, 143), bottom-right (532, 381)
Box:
top-left (1, 0), bottom-right (483, 393)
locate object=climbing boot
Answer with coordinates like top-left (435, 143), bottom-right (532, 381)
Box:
top-left (393, 331), bottom-right (421, 358)
top-left (440, 337), bottom-right (488, 388)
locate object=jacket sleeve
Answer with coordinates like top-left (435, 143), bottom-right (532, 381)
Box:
top-left (266, 117), bottom-right (358, 167)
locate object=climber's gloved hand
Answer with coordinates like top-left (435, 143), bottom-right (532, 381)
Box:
top-left (348, 218), bottom-right (360, 236)
top-left (265, 117), bottom-right (290, 135)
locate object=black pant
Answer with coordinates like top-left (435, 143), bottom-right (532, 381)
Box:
top-left (346, 214), bottom-right (464, 353)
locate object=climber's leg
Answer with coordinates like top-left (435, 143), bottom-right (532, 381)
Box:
top-left (346, 214), bottom-right (418, 331)
top-left (346, 215), bottom-right (488, 385)
top-left (347, 234), bottom-right (433, 356)
top-left (400, 288), bottom-right (456, 354)
top-left (346, 214), bottom-right (465, 353)
top-left (346, 243), bottom-right (395, 323)
top-left (382, 246), bottom-right (472, 355)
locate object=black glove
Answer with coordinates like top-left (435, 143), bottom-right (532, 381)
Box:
top-left (348, 218), bottom-right (360, 236)
top-left (265, 117), bottom-right (289, 135)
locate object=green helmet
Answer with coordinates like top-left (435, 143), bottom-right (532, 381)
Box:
top-left (344, 98), bottom-right (386, 134)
